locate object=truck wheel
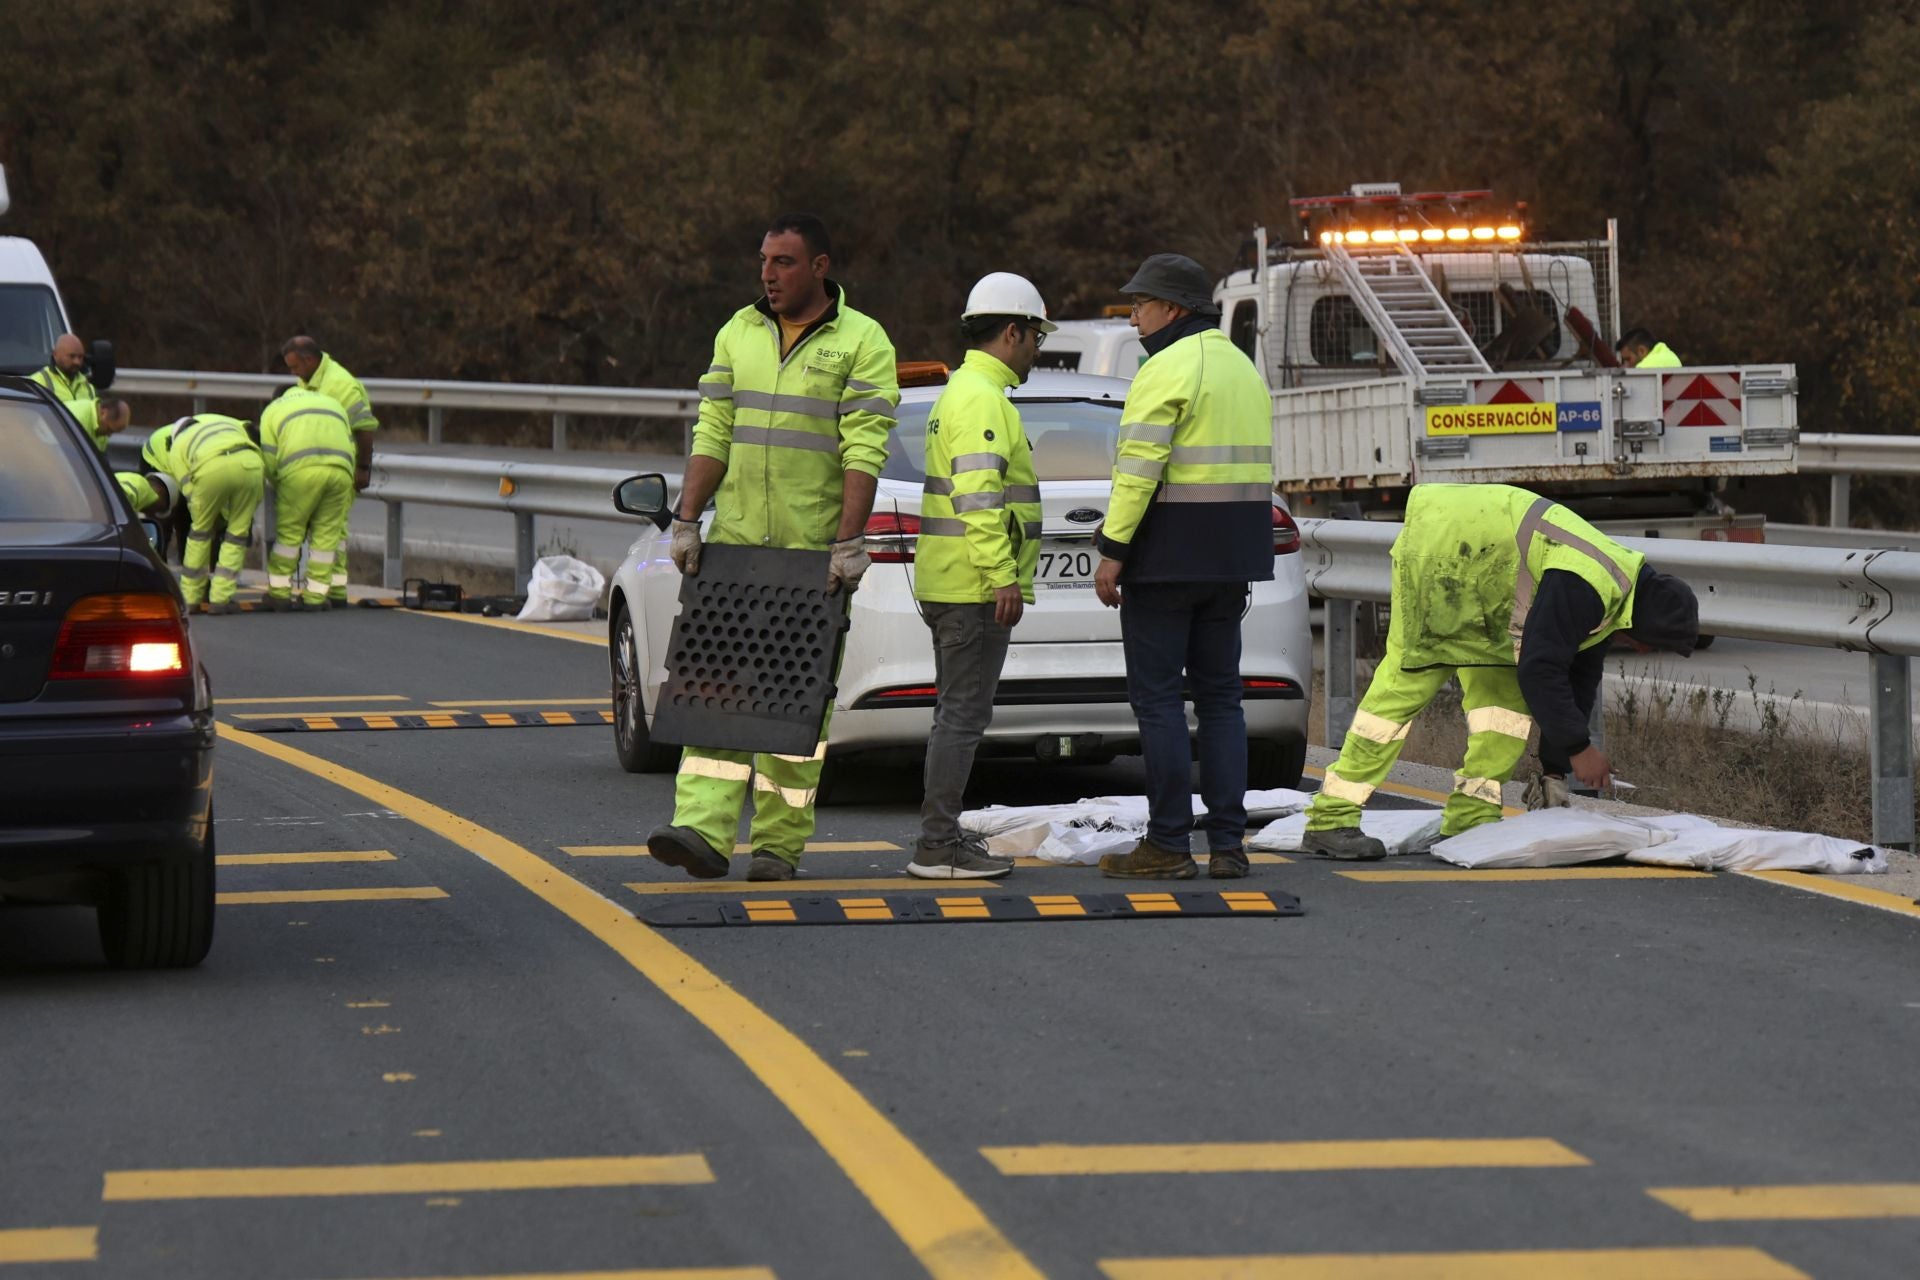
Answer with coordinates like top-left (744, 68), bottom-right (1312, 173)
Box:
top-left (613, 606), bottom-right (678, 773)
top-left (99, 817), bottom-right (215, 969)
top-left (1248, 738), bottom-right (1307, 790)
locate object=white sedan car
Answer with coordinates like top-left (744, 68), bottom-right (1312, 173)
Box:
top-left (606, 369), bottom-right (1311, 791)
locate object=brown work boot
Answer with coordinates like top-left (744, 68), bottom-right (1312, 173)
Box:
top-left (1099, 839), bottom-right (1199, 880)
top-left (1300, 826), bottom-right (1387, 861)
top-left (1206, 848), bottom-right (1251, 879)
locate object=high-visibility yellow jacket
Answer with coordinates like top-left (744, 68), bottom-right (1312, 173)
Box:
top-left (691, 282), bottom-right (897, 550)
top-left (1638, 342), bottom-right (1681, 368)
top-left (30, 364), bottom-right (95, 406)
top-left (143, 415), bottom-right (262, 484)
top-left (116, 473), bottom-right (161, 511)
top-left (298, 353), bottom-right (378, 433)
top-left (1095, 327), bottom-right (1274, 583)
top-left (65, 399), bottom-right (112, 452)
top-left (913, 350), bottom-right (1040, 604)
top-left (1390, 483), bottom-right (1644, 670)
top-left (260, 388), bottom-right (355, 482)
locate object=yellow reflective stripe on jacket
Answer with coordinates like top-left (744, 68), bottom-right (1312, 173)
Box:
top-left (913, 349), bottom-right (1040, 603)
top-left (31, 366), bottom-right (96, 404)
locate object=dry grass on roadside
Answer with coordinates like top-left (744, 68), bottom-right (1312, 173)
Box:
top-left (1308, 669), bottom-right (1885, 844)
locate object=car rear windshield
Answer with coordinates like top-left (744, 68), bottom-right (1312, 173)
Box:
top-left (882, 397), bottom-right (1126, 483)
top-left (0, 401), bottom-right (109, 522)
top-left (0, 285), bottom-right (64, 376)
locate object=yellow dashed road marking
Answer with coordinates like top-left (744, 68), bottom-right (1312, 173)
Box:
top-left (103, 1154), bottom-right (713, 1200)
top-left (1097, 1247), bottom-right (1807, 1279)
top-left (217, 851), bottom-right (396, 865)
top-left (982, 1138), bottom-right (1588, 1176)
top-left (217, 888), bottom-right (448, 905)
top-left (0, 1227), bottom-right (98, 1264)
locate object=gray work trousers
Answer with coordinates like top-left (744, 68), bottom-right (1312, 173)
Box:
top-left (918, 601), bottom-right (1012, 847)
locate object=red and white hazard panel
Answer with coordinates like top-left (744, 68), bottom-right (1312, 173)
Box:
top-left (1664, 372), bottom-right (1743, 428)
top-left (1473, 378), bottom-right (1547, 405)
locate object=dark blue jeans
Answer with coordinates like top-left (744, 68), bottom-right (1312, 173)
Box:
top-left (1119, 581), bottom-right (1249, 853)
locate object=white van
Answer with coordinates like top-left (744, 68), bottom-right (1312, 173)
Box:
top-left (1034, 317), bottom-right (1146, 379)
top-left (0, 166), bottom-right (111, 383)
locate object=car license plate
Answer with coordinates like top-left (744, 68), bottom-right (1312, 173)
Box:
top-left (1036, 542), bottom-right (1097, 590)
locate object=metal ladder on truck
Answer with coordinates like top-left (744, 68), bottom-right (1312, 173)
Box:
top-left (1325, 241), bottom-right (1491, 383)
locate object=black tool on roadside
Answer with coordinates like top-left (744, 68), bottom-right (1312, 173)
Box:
top-left (402, 578), bottom-right (464, 611)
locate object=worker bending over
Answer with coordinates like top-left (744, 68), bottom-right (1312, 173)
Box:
top-left (1302, 482), bottom-right (1699, 860)
top-left (143, 415), bottom-right (266, 616)
top-left (260, 386), bottom-right (357, 610)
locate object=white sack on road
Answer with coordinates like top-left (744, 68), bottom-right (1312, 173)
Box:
top-left (518, 555), bottom-right (605, 622)
top-left (961, 789), bottom-right (1313, 859)
top-left (1429, 809), bottom-right (1886, 874)
top-left (1250, 810), bottom-right (1445, 857)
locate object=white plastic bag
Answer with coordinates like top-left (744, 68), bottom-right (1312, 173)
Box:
top-left (517, 555), bottom-right (605, 622)
top-left (1429, 808), bottom-right (1671, 869)
top-left (1631, 815), bottom-right (1886, 874)
top-left (1030, 822), bottom-right (1144, 866)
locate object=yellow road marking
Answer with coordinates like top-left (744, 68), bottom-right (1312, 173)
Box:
top-left (231, 709), bottom-right (431, 719)
top-left (309, 718), bottom-right (339, 731)
top-left (563, 842), bottom-right (904, 858)
top-left (217, 851), bottom-right (396, 866)
top-left (982, 1138), bottom-right (1587, 1176)
top-left (1650, 1182), bottom-right (1920, 1220)
top-left (1303, 764), bottom-right (1524, 817)
top-left (1337, 868), bottom-right (1708, 883)
top-left (1097, 1247), bottom-right (1808, 1279)
top-left (102, 1154), bottom-right (712, 1201)
top-left (217, 723), bottom-right (1044, 1280)
top-left (0, 1227), bottom-right (97, 1264)
top-left (217, 888), bottom-right (448, 905)
top-left (1739, 871), bottom-right (1920, 921)
top-left (483, 713), bottom-right (517, 727)
top-left (432, 698), bottom-right (609, 708)
top-left (220, 695), bottom-right (408, 705)
top-left (336, 1270), bottom-right (775, 1280)
top-left (405, 609), bottom-right (604, 647)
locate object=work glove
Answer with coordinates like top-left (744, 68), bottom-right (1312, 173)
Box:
top-left (669, 518), bottom-right (703, 575)
top-left (827, 536), bottom-right (870, 594)
top-left (1522, 773), bottom-right (1571, 811)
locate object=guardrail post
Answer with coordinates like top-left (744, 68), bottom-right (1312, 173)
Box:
top-left (1325, 597), bottom-right (1358, 748)
top-left (515, 512), bottom-right (535, 594)
top-left (1830, 474), bottom-right (1851, 528)
top-left (192, 395), bottom-right (207, 416)
top-left (1870, 653), bottom-right (1914, 851)
top-left (384, 502), bottom-right (405, 590)
top-left (255, 490), bottom-right (275, 572)
top-left (552, 412), bottom-right (568, 451)
top-left (427, 406), bottom-right (443, 445)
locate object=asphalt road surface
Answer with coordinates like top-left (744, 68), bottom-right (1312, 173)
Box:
top-left (5, 605), bottom-right (1918, 1279)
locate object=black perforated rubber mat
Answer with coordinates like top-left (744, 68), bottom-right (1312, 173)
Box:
top-left (649, 541), bottom-right (850, 757)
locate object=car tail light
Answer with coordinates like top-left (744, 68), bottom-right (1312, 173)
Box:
top-left (866, 512), bottom-right (920, 564)
top-left (1272, 505), bottom-right (1301, 555)
top-left (48, 593), bottom-right (190, 680)
top-left (873, 685), bottom-right (938, 700)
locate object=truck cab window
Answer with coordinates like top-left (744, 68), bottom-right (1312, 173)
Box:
top-left (1229, 300), bottom-right (1258, 361)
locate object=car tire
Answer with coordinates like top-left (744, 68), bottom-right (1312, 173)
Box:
top-left (1248, 738), bottom-right (1307, 790)
top-left (98, 813), bottom-right (215, 970)
top-left (613, 605), bottom-right (678, 774)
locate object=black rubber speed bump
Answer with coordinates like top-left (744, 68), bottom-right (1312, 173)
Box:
top-left (638, 889), bottom-right (1303, 928)
top-left (650, 542), bottom-right (850, 757)
top-left (238, 709), bottom-right (613, 733)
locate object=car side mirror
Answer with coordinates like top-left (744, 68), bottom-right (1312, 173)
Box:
top-left (87, 339), bottom-right (116, 391)
top-left (613, 473), bottom-right (671, 530)
top-left (140, 518), bottom-right (163, 548)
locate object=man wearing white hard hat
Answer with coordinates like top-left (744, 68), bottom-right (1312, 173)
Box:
top-left (904, 272), bottom-right (1054, 879)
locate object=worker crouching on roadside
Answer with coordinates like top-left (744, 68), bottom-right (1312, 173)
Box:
top-left (1302, 483), bottom-right (1699, 859)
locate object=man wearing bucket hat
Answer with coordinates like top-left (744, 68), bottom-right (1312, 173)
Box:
top-left (1094, 254), bottom-right (1277, 881)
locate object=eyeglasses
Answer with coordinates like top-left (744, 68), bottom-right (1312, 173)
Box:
top-left (1027, 326), bottom-right (1048, 348)
top-left (1128, 298), bottom-right (1161, 315)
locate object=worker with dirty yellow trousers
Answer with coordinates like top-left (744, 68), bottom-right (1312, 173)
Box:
top-left (260, 386), bottom-right (357, 611)
top-left (1301, 483), bottom-right (1700, 860)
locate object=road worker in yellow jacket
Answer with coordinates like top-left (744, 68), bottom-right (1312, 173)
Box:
top-left (1093, 253), bottom-right (1276, 882)
top-left (67, 398), bottom-right (130, 453)
top-left (647, 213), bottom-right (898, 883)
top-left (905, 272), bottom-right (1051, 880)
top-left (282, 336), bottom-right (375, 602)
top-left (143, 415), bottom-right (265, 615)
top-left (30, 334), bottom-right (97, 410)
top-left (260, 387), bottom-right (357, 611)
top-left (1302, 483), bottom-right (1700, 859)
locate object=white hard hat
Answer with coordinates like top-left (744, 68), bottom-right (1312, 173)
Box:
top-left (961, 272), bottom-right (1056, 333)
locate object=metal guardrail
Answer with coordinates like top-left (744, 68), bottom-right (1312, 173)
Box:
top-left (1797, 432), bottom-right (1920, 529)
top-left (113, 367), bottom-right (700, 450)
top-left (1300, 516), bottom-right (1918, 849)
